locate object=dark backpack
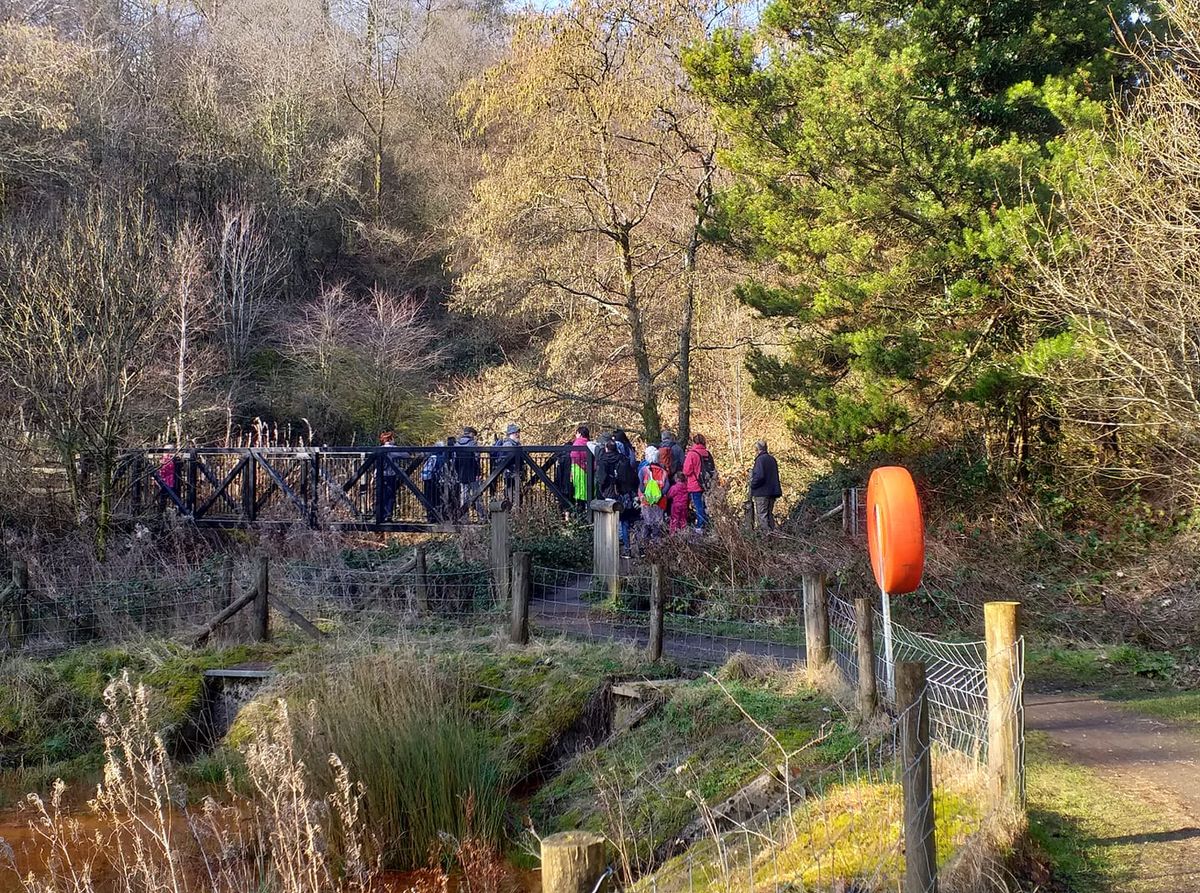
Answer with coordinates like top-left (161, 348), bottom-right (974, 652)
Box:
top-left (699, 452), bottom-right (718, 491)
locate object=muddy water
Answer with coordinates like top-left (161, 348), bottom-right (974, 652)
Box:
top-left (0, 808), bottom-right (543, 893)
top-left (0, 807), bottom-right (117, 891)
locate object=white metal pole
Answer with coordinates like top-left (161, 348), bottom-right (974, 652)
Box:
top-left (874, 504), bottom-right (896, 701)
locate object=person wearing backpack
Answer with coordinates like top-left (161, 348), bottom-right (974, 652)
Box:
top-left (658, 430), bottom-right (683, 478)
top-left (638, 445), bottom-right (669, 547)
top-left (420, 443), bottom-right (447, 522)
top-left (682, 433), bottom-right (717, 530)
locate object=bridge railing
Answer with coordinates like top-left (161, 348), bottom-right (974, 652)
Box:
top-left (112, 445), bottom-right (596, 531)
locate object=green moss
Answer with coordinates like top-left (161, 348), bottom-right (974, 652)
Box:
top-left (0, 639), bottom-right (286, 788)
top-left (528, 671), bottom-right (850, 860)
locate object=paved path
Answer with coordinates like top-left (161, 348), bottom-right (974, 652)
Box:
top-left (529, 572), bottom-right (806, 667)
top-left (1027, 694), bottom-right (1200, 892)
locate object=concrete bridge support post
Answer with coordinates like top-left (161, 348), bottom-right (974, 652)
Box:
top-left (591, 499), bottom-right (620, 602)
top-left (490, 500), bottom-right (511, 605)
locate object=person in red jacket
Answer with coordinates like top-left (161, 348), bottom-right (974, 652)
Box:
top-left (682, 433), bottom-right (716, 530)
top-left (666, 472), bottom-right (690, 533)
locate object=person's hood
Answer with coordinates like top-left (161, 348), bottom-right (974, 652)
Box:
top-left (661, 434), bottom-right (677, 446)
top-left (689, 443), bottom-right (710, 456)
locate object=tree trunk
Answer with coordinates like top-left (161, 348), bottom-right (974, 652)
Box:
top-left (617, 229), bottom-right (661, 440)
top-left (678, 160), bottom-right (713, 444)
top-left (678, 255), bottom-right (696, 445)
top-left (95, 453), bottom-right (114, 561)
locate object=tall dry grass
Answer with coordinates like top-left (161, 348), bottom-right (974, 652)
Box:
top-left (0, 672), bottom-right (376, 893)
top-left (286, 651), bottom-right (510, 870)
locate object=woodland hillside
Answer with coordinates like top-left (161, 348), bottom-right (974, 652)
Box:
top-left (4, 0), bottom-right (1200, 644)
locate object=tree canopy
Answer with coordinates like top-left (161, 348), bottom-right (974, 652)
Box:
top-left (686, 0), bottom-right (1150, 472)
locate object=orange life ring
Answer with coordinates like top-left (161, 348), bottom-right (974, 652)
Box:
top-left (866, 466), bottom-right (925, 594)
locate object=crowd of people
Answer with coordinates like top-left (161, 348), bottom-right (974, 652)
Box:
top-left (151, 424), bottom-right (785, 538)
top-left (380, 423), bottom-right (783, 549)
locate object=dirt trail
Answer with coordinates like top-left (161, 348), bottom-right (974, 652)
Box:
top-left (1026, 694), bottom-right (1200, 892)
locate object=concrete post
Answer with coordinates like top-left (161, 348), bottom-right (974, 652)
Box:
top-left (590, 499), bottom-right (620, 602)
top-left (648, 564), bottom-right (664, 662)
top-left (489, 499), bottom-right (511, 605)
top-left (510, 552), bottom-right (531, 645)
top-left (897, 661), bottom-right (937, 893)
top-left (985, 601), bottom-right (1023, 808)
top-left (854, 596), bottom-right (878, 720)
top-left (542, 832), bottom-right (608, 893)
top-left (802, 572), bottom-right (830, 670)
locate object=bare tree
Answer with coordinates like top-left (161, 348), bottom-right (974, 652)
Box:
top-left (286, 282), bottom-right (440, 438)
top-left (214, 203), bottom-right (282, 371)
top-left (168, 222), bottom-right (217, 445)
top-left (0, 193), bottom-right (174, 555)
top-left (1027, 0), bottom-right (1200, 503)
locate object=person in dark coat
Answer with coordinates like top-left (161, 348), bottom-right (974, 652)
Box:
top-left (749, 440), bottom-right (783, 531)
top-left (453, 426), bottom-right (481, 518)
top-left (379, 431), bottom-right (401, 521)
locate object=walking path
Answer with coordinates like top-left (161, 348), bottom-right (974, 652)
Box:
top-left (1025, 694), bottom-right (1200, 892)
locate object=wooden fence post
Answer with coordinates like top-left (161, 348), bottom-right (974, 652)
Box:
top-left (854, 596), bottom-right (878, 720)
top-left (842, 489), bottom-right (852, 535)
top-left (591, 499), bottom-right (620, 602)
top-left (542, 831), bottom-right (608, 893)
top-left (10, 560), bottom-right (29, 648)
top-left (220, 554), bottom-right (234, 613)
top-left (414, 546), bottom-right (430, 614)
top-left (803, 572), bottom-right (830, 670)
top-left (648, 564), bottom-right (664, 662)
top-left (253, 555), bottom-right (270, 642)
top-left (490, 500), bottom-right (512, 605)
top-left (897, 661), bottom-right (937, 893)
top-left (985, 601), bottom-right (1023, 808)
top-left (510, 552), bottom-right (530, 645)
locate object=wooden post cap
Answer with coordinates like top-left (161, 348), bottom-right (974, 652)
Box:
top-left (542, 831), bottom-right (607, 893)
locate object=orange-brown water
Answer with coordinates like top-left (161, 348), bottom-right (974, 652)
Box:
top-left (0, 808), bottom-right (543, 893)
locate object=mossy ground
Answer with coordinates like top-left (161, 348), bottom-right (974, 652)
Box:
top-left (527, 668), bottom-right (859, 870)
top-left (641, 749), bottom-right (989, 893)
top-left (0, 639), bottom-right (285, 804)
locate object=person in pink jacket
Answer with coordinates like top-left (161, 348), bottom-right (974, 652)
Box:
top-left (681, 433), bottom-right (715, 530)
top-left (666, 472), bottom-right (690, 532)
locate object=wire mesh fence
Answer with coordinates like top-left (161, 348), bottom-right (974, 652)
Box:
top-left (826, 583), bottom-right (1024, 769)
top-left (0, 547), bottom-right (1023, 891)
top-left (640, 686), bottom-right (1018, 893)
top-left (0, 554), bottom-right (508, 656)
top-left (528, 566), bottom-right (807, 666)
